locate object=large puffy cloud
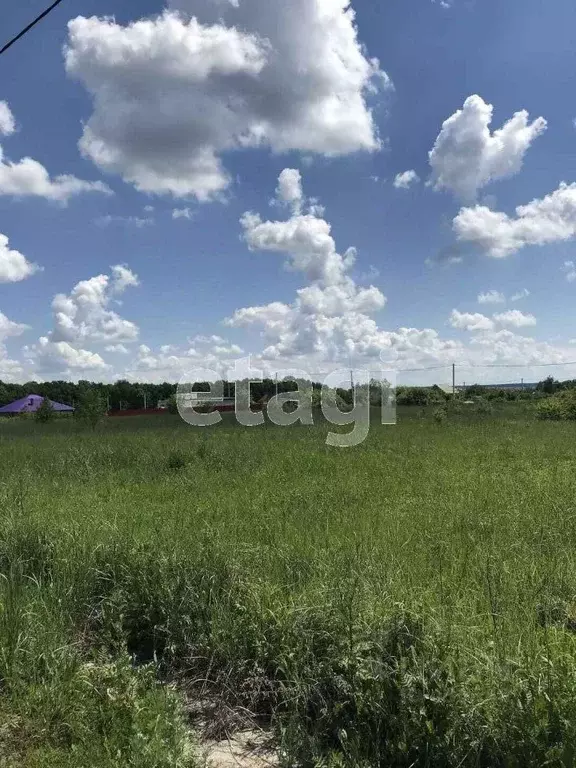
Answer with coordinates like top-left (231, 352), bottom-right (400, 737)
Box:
top-left (467, 330), bottom-right (567, 369)
top-left (0, 233), bottom-right (39, 283)
top-left (25, 337), bottom-right (110, 374)
top-left (24, 266), bottom-right (140, 378)
top-left (226, 169), bottom-right (471, 367)
top-left (453, 182), bottom-right (576, 257)
top-left (51, 266), bottom-right (140, 345)
top-left (65, 2), bottom-right (390, 200)
top-left (241, 211), bottom-right (358, 287)
top-left (226, 172), bottom-right (570, 375)
top-left (429, 95), bottom-right (546, 201)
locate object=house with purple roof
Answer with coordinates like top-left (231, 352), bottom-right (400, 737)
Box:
top-left (0, 394), bottom-right (74, 415)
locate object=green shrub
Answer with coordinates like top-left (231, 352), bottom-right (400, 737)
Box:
top-left (473, 397), bottom-right (494, 416)
top-left (536, 390), bottom-right (576, 420)
top-left (433, 406), bottom-right (447, 424)
top-left (76, 390), bottom-right (107, 430)
top-left (34, 398), bottom-right (54, 424)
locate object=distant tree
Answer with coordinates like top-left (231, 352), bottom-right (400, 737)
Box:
top-left (35, 397), bottom-right (54, 424)
top-left (538, 376), bottom-right (560, 395)
top-left (396, 387), bottom-right (429, 406)
top-left (76, 390), bottom-right (107, 430)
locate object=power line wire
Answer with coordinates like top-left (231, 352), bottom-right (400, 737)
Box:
top-left (0, 0), bottom-right (66, 58)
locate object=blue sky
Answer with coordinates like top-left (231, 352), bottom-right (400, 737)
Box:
top-left (0, 0), bottom-right (575, 386)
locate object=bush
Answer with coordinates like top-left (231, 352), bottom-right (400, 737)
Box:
top-left (473, 398), bottom-right (494, 416)
top-left (433, 406), bottom-right (447, 424)
top-left (76, 390), bottom-right (107, 430)
top-left (34, 397), bottom-right (54, 424)
top-left (536, 390), bottom-right (576, 420)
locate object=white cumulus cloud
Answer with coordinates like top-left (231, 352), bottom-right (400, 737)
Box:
top-left (275, 168), bottom-right (304, 213)
top-left (493, 309), bottom-right (536, 328)
top-left (450, 310), bottom-right (494, 332)
top-left (25, 337), bottom-right (110, 374)
top-left (65, 2), bottom-right (390, 200)
top-left (0, 233), bottom-right (39, 283)
top-left (393, 170), bottom-right (419, 189)
top-left (50, 266), bottom-right (140, 346)
top-left (429, 95), bottom-right (546, 201)
top-left (0, 104), bottom-right (111, 203)
top-left (0, 102), bottom-right (15, 136)
top-left (453, 182), bottom-right (576, 257)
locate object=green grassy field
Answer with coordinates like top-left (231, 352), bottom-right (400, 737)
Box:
top-left (1, 407), bottom-right (576, 766)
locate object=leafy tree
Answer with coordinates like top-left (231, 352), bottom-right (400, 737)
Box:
top-left (35, 397), bottom-right (54, 424)
top-left (76, 390), bottom-right (107, 430)
top-left (538, 376), bottom-right (560, 395)
top-left (396, 387), bottom-right (430, 406)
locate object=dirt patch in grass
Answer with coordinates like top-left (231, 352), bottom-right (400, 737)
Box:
top-left (202, 730), bottom-right (278, 767)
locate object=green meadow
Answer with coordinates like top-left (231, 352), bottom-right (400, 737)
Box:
top-left (1, 407), bottom-right (576, 766)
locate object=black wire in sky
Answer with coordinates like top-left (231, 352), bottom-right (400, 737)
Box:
top-left (0, 0), bottom-right (66, 58)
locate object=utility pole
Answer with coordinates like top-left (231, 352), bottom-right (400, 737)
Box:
top-left (275, 372), bottom-right (279, 399)
top-left (452, 363), bottom-right (456, 397)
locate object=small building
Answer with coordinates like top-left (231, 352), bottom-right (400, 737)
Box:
top-left (435, 384), bottom-right (456, 397)
top-left (0, 394), bottom-right (74, 415)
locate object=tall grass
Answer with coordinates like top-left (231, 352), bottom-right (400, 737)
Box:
top-left (0, 408), bottom-right (576, 764)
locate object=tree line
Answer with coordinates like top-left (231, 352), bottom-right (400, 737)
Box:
top-left (0, 376), bottom-right (572, 411)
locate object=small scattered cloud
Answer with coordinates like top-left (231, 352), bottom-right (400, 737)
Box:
top-left (393, 170), bottom-right (419, 190)
top-left (478, 290), bottom-right (505, 305)
top-left (172, 207), bottom-right (195, 220)
top-left (105, 344), bottom-right (129, 354)
top-left (511, 288), bottom-right (530, 302)
top-left (0, 102), bottom-right (15, 136)
top-left (563, 261), bottom-right (576, 282)
top-left (96, 214), bottom-right (153, 228)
